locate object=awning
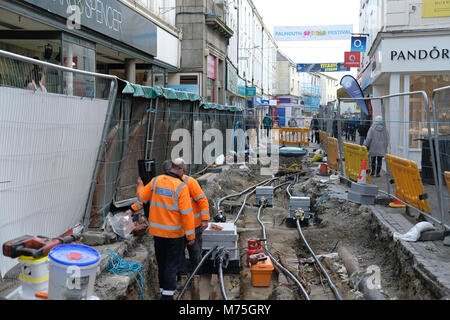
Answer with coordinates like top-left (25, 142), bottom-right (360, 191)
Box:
top-left (122, 81), bottom-right (202, 102)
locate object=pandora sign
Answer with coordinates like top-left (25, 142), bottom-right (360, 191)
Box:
top-left (382, 36), bottom-right (450, 72)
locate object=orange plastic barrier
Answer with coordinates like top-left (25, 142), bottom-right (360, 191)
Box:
top-left (278, 128), bottom-right (310, 146)
top-left (445, 171), bottom-right (450, 193)
top-left (319, 130), bottom-right (327, 152)
top-left (327, 137), bottom-right (340, 172)
top-left (343, 142), bottom-right (371, 184)
top-left (385, 154), bottom-right (431, 214)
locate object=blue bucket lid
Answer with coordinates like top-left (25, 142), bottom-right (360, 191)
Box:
top-left (49, 244), bottom-right (100, 267)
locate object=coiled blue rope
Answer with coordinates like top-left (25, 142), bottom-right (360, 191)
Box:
top-left (101, 249), bottom-right (146, 300)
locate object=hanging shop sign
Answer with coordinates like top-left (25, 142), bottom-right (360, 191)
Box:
top-left (246, 87), bottom-right (256, 97)
top-left (23, 0), bottom-right (157, 56)
top-left (344, 51), bottom-right (361, 68)
top-left (382, 36), bottom-right (450, 72)
top-left (351, 36), bottom-right (367, 52)
top-left (226, 63), bottom-right (238, 96)
top-left (274, 25), bottom-right (353, 41)
top-left (207, 55), bottom-right (216, 80)
top-left (297, 63), bottom-right (350, 72)
top-left (237, 77), bottom-right (246, 98)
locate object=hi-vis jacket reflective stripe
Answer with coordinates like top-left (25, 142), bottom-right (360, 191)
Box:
top-left (131, 174), bottom-right (195, 241)
top-left (183, 175), bottom-right (210, 228)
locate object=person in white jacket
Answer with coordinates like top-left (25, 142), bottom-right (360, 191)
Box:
top-left (364, 116), bottom-right (389, 177)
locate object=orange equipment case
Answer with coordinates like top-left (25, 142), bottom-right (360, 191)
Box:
top-left (250, 257), bottom-right (274, 287)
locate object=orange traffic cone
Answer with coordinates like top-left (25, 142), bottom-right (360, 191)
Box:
top-left (389, 192), bottom-right (406, 208)
top-left (357, 159), bottom-right (367, 184)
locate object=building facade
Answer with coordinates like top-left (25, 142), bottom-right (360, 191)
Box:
top-left (0, 0), bottom-right (182, 95)
top-left (357, 0), bottom-right (450, 167)
top-left (171, 0), bottom-right (233, 104)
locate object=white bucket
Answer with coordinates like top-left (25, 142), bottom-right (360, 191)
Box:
top-left (19, 276), bottom-right (48, 300)
top-left (48, 244), bottom-right (100, 300)
top-left (19, 255), bottom-right (49, 281)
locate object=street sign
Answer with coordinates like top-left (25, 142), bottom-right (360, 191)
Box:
top-left (246, 87), bottom-right (256, 97)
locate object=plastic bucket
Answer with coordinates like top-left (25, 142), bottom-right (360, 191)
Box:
top-left (48, 244), bottom-right (100, 300)
top-left (19, 255), bottom-right (49, 281)
top-left (19, 275), bottom-right (48, 300)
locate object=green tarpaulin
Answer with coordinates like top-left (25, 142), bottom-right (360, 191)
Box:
top-left (121, 80), bottom-right (244, 112)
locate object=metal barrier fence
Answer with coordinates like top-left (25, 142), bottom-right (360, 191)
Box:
top-left (0, 50), bottom-right (118, 277)
top-left (327, 137), bottom-right (340, 172)
top-left (385, 154), bottom-right (431, 214)
top-left (88, 83), bottom-right (246, 228)
top-left (338, 90), bottom-right (449, 235)
top-left (342, 142), bottom-right (371, 184)
top-left (278, 128), bottom-right (310, 146)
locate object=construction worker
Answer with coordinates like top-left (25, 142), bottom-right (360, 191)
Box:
top-left (126, 160), bottom-right (195, 300)
top-left (172, 158), bottom-right (210, 273)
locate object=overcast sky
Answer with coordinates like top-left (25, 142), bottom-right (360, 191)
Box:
top-left (252, 0), bottom-right (361, 82)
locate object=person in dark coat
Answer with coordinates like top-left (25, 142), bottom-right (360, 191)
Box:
top-left (311, 114), bottom-right (320, 143)
top-left (332, 114), bottom-right (338, 138)
top-left (358, 119), bottom-right (371, 146)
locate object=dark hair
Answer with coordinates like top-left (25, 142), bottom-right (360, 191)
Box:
top-left (162, 160), bottom-right (173, 173)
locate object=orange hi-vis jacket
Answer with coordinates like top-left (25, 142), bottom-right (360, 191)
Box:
top-left (131, 174), bottom-right (195, 241)
top-left (182, 175), bottom-right (210, 228)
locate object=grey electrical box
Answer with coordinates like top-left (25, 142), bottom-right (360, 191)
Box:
top-left (202, 223), bottom-right (239, 261)
top-left (347, 182), bottom-right (379, 205)
top-left (290, 196), bottom-right (311, 219)
top-left (255, 186), bottom-right (274, 206)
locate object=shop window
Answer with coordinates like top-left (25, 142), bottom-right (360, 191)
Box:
top-left (62, 38), bottom-right (96, 97)
top-left (409, 74), bottom-right (450, 148)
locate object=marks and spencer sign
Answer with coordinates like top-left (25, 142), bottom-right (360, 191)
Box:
top-left (382, 36), bottom-right (450, 72)
top-left (23, 0), bottom-right (157, 56)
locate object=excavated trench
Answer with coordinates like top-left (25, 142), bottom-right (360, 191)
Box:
top-left (128, 156), bottom-right (435, 301)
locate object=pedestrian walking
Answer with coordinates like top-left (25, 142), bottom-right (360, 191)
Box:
top-left (357, 119), bottom-right (371, 146)
top-left (262, 113), bottom-right (272, 138)
top-left (311, 114), bottom-right (320, 143)
top-left (126, 160), bottom-right (195, 300)
top-left (332, 114), bottom-right (338, 138)
top-left (288, 117), bottom-right (297, 127)
top-left (364, 116), bottom-right (389, 177)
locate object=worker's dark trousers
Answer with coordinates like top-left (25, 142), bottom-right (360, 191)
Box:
top-left (187, 227), bottom-right (203, 270)
top-left (179, 227), bottom-right (203, 274)
top-left (154, 236), bottom-right (184, 300)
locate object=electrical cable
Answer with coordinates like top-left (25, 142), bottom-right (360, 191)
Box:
top-left (176, 246), bottom-right (219, 300)
top-left (295, 218), bottom-right (343, 300)
top-left (256, 202), bottom-right (310, 300)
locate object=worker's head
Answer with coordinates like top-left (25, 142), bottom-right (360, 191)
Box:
top-left (172, 157), bottom-right (186, 176)
top-left (162, 160), bottom-right (173, 174)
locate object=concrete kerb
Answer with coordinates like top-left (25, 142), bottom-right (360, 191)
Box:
top-left (369, 206), bottom-right (450, 299)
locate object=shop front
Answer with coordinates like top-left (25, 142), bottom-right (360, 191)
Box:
top-left (367, 32), bottom-right (450, 167)
top-left (0, 0), bottom-right (179, 95)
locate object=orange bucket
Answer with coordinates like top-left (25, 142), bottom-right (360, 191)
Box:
top-left (250, 258), bottom-right (274, 287)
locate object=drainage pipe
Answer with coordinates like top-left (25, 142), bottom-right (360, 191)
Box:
top-left (256, 203), bottom-right (311, 300)
top-left (296, 218), bottom-right (343, 300)
top-left (176, 246), bottom-right (218, 300)
top-left (337, 246), bottom-right (387, 300)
